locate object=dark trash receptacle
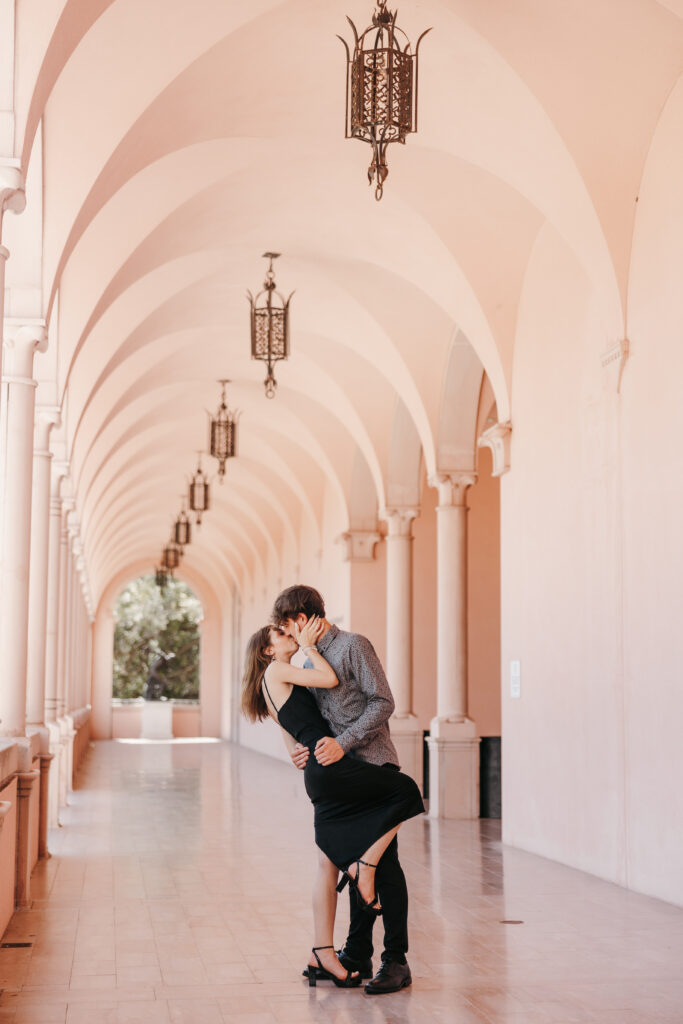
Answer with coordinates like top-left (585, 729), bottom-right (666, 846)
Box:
top-left (480, 737), bottom-right (501, 819)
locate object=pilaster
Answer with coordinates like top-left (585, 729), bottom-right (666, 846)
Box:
top-left (0, 322), bottom-right (48, 738)
top-left (338, 529), bottom-right (381, 562)
top-left (478, 421), bottom-right (512, 477)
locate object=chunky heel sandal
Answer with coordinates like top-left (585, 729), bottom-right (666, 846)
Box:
top-left (336, 859), bottom-right (382, 916)
top-left (309, 946), bottom-right (361, 988)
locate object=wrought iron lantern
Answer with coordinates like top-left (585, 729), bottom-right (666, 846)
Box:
top-left (189, 453), bottom-right (210, 525)
top-left (161, 540), bottom-right (182, 572)
top-left (209, 380), bottom-right (238, 481)
top-left (155, 567), bottom-right (169, 589)
top-left (248, 253), bottom-right (293, 399)
top-left (338, 1), bottom-right (431, 200)
top-left (174, 505), bottom-right (192, 549)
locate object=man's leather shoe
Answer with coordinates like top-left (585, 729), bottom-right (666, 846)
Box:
top-left (364, 959), bottom-right (412, 994)
top-left (302, 950), bottom-right (372, 980)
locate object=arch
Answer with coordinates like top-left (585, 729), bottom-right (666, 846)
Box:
top-left (92, 559), bottom-right (224, 740)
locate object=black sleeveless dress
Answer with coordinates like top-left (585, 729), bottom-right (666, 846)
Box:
top-left (266, 682), bottom-right (425, 869)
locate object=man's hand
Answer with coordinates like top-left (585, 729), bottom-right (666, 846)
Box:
top-left (290, 743), bottom-right (309, 770)
top-left (314, 736), bottom-right (344, 766)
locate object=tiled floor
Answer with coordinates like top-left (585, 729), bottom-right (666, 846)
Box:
top-left (1, 740), bottom-right (681, 1023)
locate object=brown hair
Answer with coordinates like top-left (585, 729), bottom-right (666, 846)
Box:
top-left (272, 584), bottom-right (325, 626)
top-left (241, 625), bottom-right (273, 722)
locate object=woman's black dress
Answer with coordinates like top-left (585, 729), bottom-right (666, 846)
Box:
top-left (267, 682), bottom-right (425, 869)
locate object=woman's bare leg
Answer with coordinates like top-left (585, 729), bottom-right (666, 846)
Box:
top-left (348, 825), bottom-right (402, 908)
top-left (309, 852), bottom-right (357, 980)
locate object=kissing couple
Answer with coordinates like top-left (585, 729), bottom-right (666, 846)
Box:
top-left (241, 584), bottom-right (424, 994)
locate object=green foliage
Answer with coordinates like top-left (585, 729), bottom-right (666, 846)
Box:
top-left (112, 575), bottom-right (202, 700)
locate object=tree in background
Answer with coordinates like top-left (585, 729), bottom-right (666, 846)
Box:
top-left (113, 576), bottom-right (202, 700)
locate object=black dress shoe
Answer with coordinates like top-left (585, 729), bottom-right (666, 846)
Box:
top-left (364, 959), bottom-right (412, 994)
top-left (302, 950), bottom-right (372, 980)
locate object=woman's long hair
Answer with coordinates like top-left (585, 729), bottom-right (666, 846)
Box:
top-left (241, 625), bottom-right (273, 722)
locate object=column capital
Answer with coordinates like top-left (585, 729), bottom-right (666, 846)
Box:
top-left (478, 420), bottom-right (512, 477)
top-left (0, 164), bottom-right (26, 223)
top-left (338, 529), bottom-right (381, 562)
top-left (428, 472), bottom-right (477, 507)
top-left (2, 320), bottom-right (48, 381)
top-left (34, 407), bottom-right (61, 456)
top-left (61, 496), bottom-right (75, 536)
top-left (381, 506), bottom-right (420, 537)
top-left (50, 461), bottom-right (68, 504)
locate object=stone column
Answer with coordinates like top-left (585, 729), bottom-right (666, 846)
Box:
top-left (91, 606), bottom-right (115, 740)
top-left (383, 506), bottom-right (423, 786)
top-left (44, 463), bottom-right (66, 828)
top-left (0, 322), bottom-right (47, 737)
top-left (56, 498), bottom-right (73, 809)
top-left (64, 535), bottom-right (82, 791)
top-left (0, 166), bottom-right (26, 379)
top-left (26, 411), bottom-right (60, 858)
top-left (56, 498), bottom-right (73, 720)
top-left (45, 468), bottom-right (67, 725)
top-left (26, 409), bottom-right (61, 727)
top-left (427, 472), bottom-right (481, 818)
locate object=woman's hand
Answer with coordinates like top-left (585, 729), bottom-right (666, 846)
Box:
top-left (294, 615), bottom-right (325, 650)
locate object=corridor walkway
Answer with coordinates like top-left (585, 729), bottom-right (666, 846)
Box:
top-left (0, 741), bottom-right (681, 1024)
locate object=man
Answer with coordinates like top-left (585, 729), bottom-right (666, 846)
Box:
top-left (272, 583), bottom-right (413, 995)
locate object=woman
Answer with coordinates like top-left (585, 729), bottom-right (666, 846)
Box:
top-left (241, 618), bottom-right (424, 988)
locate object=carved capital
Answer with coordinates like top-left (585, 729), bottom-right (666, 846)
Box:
top-left (338, 530), bottom-right (381, 562)
top-left (34, 407), bottom-right (61, 456)
top-left (0, 164), bottom-right (26, 224)
top-left (601, 338), bottom-right (629, 394)
top-left (478, 420), bottom-right (512, 477)
top-left (428, 472), bottom-right (477, 507)
top-left (381, 506), bottom-right (419, 538)
top-left (2, 320), bottom-right (48, 381)
top-left (50, 460), bottom-right (68, 504)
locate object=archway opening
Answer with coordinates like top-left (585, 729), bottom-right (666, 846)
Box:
top-left (111, 575), bottom-right (203, 739)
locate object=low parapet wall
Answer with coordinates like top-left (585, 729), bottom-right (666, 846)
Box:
top-left (1, 709), bottom-right (92, 941)
top-left (111, 700), bottom-right (201, 738)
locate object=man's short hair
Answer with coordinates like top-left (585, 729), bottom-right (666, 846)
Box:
top-left (272, 585), bottom-right (326, 625)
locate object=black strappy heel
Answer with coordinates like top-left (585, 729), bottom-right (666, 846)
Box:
top-left (336, 859), bottom-right (382, 915)
top-left (308, 946), bottom-right (361, 988)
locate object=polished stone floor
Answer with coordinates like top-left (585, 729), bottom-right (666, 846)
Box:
top-left (1, 740), bottom-right (681, 1023)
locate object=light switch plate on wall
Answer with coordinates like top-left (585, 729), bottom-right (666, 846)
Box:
top-left (510, 660), bottom-right (521, 698)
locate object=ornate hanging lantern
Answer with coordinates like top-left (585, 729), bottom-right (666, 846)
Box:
top-left (174, 505), bottom-right (192, 549)
top-left (338, 1), bottom-right (431, 200)
top-left (248, 253), bottom-right (293, 399)
top-left (161, 540), bottom-right (182, 572)
top-left (155, 567), bottom-right (169, 589)
top-left (189, 453), bottom-right (210, 525)
top-left (209, 379), bottom-right (238, 481)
